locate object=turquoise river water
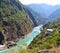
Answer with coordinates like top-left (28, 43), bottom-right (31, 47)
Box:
top-left (0, 25), bottom-right (43, 53)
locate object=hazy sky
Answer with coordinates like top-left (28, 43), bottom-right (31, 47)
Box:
top-left (20, 0), bottom-right (60, 5)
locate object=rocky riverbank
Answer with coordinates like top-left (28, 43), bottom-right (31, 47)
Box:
top-left (0, 25), bottom-right (42, 53)
top-left (0, 45), bottom-right (6, 51)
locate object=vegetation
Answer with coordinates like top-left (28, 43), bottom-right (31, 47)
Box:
top-left (0, 0), bottom-right (33, 45)
top-left (1, 0), bottom-right (60, 53)
top-left (22, 18), bottom-right (60, 53)
top-left (8, 18), bottom-right (60, 53)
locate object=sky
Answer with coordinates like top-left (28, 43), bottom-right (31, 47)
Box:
top-left (20, 0), bottom-right (60, 5)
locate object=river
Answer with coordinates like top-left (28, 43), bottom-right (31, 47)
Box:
top-left (0, 25), bottom-right (43, 53)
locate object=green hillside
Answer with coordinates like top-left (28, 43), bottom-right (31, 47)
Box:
top-left (0, 0), bottom-right (33, 45)
top-left (26, 18), bottom-right (60, 53)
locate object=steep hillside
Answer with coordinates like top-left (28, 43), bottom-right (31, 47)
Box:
top-left (24, 7), bottom-right (39, 26)
top-left (28, 18), bottom-right (60, 51)
top-left (26, 7), bottom-right (43, 25)
top-left (0, 0), bottom-right (34, 45)
top-left (25, 6), bottom-right (48, 24)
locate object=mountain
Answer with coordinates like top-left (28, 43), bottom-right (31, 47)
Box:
top-left (24, 7), bottom-right (39, 26)
top-left (26, 4), bottom-right (60, 24)
top-left (26, 4), bottom-right (48, 18)
top-left (25, 6), bottom-right (47, 26)
top-left (25, 7), bottom-right (41, 25)
top-left (48, 8), bottom-right (60, 22)
top-left (0, 0), bottom-right (35, 45)
top-left (26, 4), bottom-right (60, 18)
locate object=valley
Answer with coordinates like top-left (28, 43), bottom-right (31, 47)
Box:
top-left (26, 4), bottom-right (60, 23)
top-left (0, 0), bottom-right (60, 53)
top-left (0, 0), bottom-right (34, 51)
top-left (27, 19), bottom-right (60, 53)
top-left (0, 25), bottom-right (42, 53)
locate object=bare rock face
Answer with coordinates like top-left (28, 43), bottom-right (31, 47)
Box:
top-left (0, 0), bottom-right (34, 44)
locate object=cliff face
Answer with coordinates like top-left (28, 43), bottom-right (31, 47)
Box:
top-left (0, 0), bottom-right (34, 44)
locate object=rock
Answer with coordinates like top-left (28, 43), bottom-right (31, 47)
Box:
top-left (0, 44), bottom-right (6, 51)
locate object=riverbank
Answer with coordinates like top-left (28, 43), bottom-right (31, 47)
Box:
top-left (0, 45), bottom-right (6, 51)
top-left (0, 25), bottom-right (43, 53)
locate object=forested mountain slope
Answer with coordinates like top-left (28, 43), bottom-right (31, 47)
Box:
top-left (0, 0), bottom-right (34, 45)
top-left (28, 18), bottom-right (60, 50)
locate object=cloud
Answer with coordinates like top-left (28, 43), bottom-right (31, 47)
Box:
top-left (20, 0), bottom-right (60, 5)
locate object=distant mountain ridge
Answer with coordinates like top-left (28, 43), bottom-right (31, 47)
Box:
top-left (25, 6), bottom-right (48, 24)
top-left (48, 8), bottom-right (60, 21)
top-left (26, 3), bottom-right (60, 23)
top-left (26, 3), bottom-right (60, 18)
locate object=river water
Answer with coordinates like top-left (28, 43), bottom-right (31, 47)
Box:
top-left (0, 25), bottom-right (43, 53)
